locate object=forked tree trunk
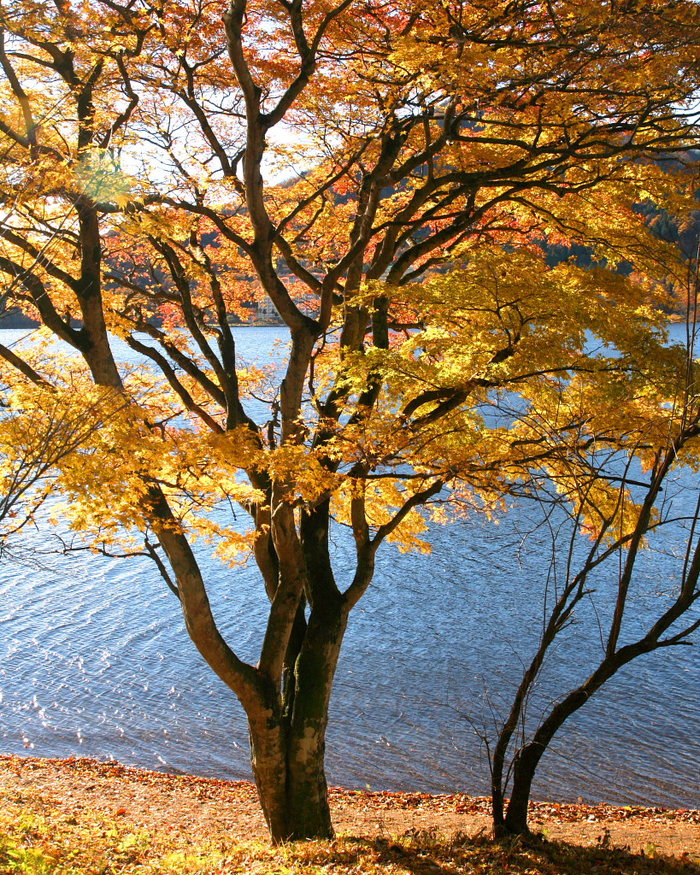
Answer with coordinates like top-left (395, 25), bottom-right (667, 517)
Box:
top-left (159, 484), bottom-right (355, 842)
top-left (249, 593), bottom-right (347, 842)
top-left (251, 732), bottom-right (334, 841)
top-left (491, 722), bottom-right (551, 837)
top-left (501, 742), bottom-right (544, 836)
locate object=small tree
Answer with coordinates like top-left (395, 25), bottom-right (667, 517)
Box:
top-left (485, 312), bottom-right (700, 837)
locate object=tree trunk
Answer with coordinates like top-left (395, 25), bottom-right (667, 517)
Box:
top-left (248, 703), bottom-right (291, 842)
top-left (248, 592), bottom-right (347, 842)
top-left (502, 742), bottom-right (543, 835)
top-left (499, 671), bottom-right (618, 836)
top-left (491, 780), bottom-right (507, 838)
top-left (284, 723), bottom-right (334, 840)
top-left (249, 710), bottom-right (334, 842)
top-left (284, 596), bottom-right (346, 839)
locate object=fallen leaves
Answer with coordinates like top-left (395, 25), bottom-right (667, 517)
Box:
top-left (330, 786), bottom-right (700, 826)
top-left (1, 754), bottom-right (699, 875)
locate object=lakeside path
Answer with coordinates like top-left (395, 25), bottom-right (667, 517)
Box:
top-left (1, 755), bottom-right (699, 872)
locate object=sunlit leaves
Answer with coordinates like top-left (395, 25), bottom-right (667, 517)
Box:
top-left (0, 359), bottom-right (125, 544)
top-left (2, 0), bottom-right (700, 665)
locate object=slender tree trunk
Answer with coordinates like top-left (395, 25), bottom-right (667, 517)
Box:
top-left (502, 742), bottom-right (544, 835)
top-left (491, 778), bottom-right (507, 838)
top-left (500, 664), bottom-right (621, 835)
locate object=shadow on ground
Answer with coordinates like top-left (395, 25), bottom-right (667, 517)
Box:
top-left (291, 829), bottom-right (700, 875)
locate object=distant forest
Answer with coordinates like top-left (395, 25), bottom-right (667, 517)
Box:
top-left (3, 179), bottom-right (698, 332)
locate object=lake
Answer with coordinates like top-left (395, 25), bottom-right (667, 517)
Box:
top-left (0, 325), bottom-right (698, 808)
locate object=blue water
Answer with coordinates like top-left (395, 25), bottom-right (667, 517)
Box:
top-left (0, 326), bottom-right (698, 808)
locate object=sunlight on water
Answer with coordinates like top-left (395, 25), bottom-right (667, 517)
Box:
top-left (0, 325), bottom-right (698, 807)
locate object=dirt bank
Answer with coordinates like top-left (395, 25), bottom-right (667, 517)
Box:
top-left (1, 754), bottom-right (698, 860)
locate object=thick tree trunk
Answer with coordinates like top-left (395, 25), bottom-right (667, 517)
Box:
top-left (248, 705), bottom-right (291, 842)
top-left (284, 596), bottom-right (346, 839)
top-left (248, 592), bottom-right (347, 842)
top-left (249, 713), bottom-right (334, 842)
top-left (284, 724), bottom-right (334, 840)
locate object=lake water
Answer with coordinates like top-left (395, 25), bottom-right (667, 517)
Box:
top-left (0, 326), bottom-right (698, 808)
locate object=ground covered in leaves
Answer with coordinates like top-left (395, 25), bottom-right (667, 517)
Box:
top-left (1, 756), bottom-right (698, 874)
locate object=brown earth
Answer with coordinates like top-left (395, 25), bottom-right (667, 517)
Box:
top-left (1, 754), bottom-right (698, 860)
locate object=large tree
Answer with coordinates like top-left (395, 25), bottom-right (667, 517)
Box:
top-left (1, 0), bottom-right (699, 841)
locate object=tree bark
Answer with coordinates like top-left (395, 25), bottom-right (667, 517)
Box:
top-left (499, 665), bottom-right (622, 836)
top-left (248, 695), bottom-right (290, 842)
top-left (502, 742), bottom-right (544, 836)
top-left (249, 711), bottom-right (334, 842)
top-left (247, 592), bottom-right (347, 842)
top-left (285, 592), bottom-right (347, 839)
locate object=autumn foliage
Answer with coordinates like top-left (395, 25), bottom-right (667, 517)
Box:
top-left (1, 0), bottom-right (700, 842)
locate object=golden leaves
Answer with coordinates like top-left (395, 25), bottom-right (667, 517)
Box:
top-left (1, 0), bottom-right (699, 575)
top-left (75, 149), bottom-right (134, 206)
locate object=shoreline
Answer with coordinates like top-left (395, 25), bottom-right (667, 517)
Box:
top-left (2, 753), bottom-right (699, 861)
top-left (3, 753), bottom-right (699, 822)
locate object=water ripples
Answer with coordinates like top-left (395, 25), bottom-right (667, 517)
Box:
top-left (0, 327), bottom-right (698, 806)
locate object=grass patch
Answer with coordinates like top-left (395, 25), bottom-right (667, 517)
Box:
top-left (1, 790), bottom-right (699, 874)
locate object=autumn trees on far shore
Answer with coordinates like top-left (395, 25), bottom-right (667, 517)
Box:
top-left (1, 0), bottom-right (700, 842)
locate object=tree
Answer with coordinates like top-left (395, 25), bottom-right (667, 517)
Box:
top-left (483, 310), bottom-right (700, 837)
top-left (1, 0), bottom-right (700, 842)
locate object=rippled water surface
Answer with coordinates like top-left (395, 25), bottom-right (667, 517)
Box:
top-left (0, 326), bottom-right (698, 807)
